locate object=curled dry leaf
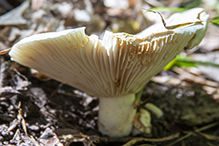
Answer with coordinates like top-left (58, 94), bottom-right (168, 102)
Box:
top-left (132, 109), bottom-right (151, 135)
top-left (0, 48), bottom-right (11, 55)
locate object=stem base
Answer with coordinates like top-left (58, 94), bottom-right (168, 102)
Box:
top-left (98, 94), bottom-right (136, 137)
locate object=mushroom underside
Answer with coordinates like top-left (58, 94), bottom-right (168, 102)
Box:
top-left (9, 8), bottom-right (209, 137)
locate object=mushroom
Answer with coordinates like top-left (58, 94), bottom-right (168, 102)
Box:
top-left (9, 8), bottom-right (208, 137)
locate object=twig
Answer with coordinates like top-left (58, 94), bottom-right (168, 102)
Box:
top-left (17, 102), bottom-right (28, 136)
top-left (122, 132), bottom-right (180, 146)
top-left (197, 132), bottom-right (219, 141)
top-left (49, 83), bottom-right (63, 98)
top-left (136, 93), bottom-right (154, 110)
top-left (93, 133), bottom-right (179, 145)
top-left (167, 121), bottom-right (219, 146)
top-left (167, 132), bottom-right (193, 146)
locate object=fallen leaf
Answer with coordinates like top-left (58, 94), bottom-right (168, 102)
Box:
top-left (39, 128), bottom-right (64, 146)
top-left (31, 0), bottom-right (45, 11)
top-left (0, 1), bottom-right (29, 26)
top-left (198, 132), bottom-right (219, 140)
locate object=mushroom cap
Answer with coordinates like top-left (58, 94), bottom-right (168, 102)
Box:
top-left (9, 8), bottom-right (208, 97)
top-left (137, 7), bottom-right (209, 49)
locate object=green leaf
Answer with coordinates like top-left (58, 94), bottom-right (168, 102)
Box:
top-left (164, 55), bottom-right (219, 70)
top-left (183, 0), bottom-right (201, 9)
top-left (211, 17), bottom-right (219, 26)
top-left (163, 59), bottom-right (176, 70)
top-left (164, 55), bottom-right (196, 70)
top-left (149, 7), bottom-right (188, 12)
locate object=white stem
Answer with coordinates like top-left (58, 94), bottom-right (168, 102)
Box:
top-left (98, 94), bottom-right (136, 137)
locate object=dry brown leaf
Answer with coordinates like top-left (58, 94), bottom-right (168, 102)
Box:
top-left (0, 48), bottom-right (11, 55)
top-left (58, 132), bottom-right (98, 146)
top-left (12, 69), bottom-right (30, 91)
top-left (30, 87), bottom-right (47, 108)
top-left (198, 132), bottom-right (219, 141)
top-left (31, 0), bottom-right (45, 11)
top-left (199, 24), bottom-right (219, 51)
top-left (128, 0), bottom-right (141, 8)
top-left (0, 1), bottom-right (29, 26)
top-left (104, 0), bottom-right (130, 9)
top-left (30, 69), bottom-right (50, 81)
top-left (0, 86), bottom-right (21, 96)
top-left (8, 27), bottom-right (21, 42)
top-left (39, 128), bottom-right (64, 146)
top-left (173, 67), bottom-right (219, 88)
top-left (132, 109), bottom-right (151, 135)
top-left (192, 52), bottom-right (219, 82)
top-left (0, 42), bottom-right (9, 52)
top-left (151, 76), bottom-right (190, 87)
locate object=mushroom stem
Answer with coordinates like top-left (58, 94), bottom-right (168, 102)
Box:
top-left (98, 94), bottom-right (136, 137)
